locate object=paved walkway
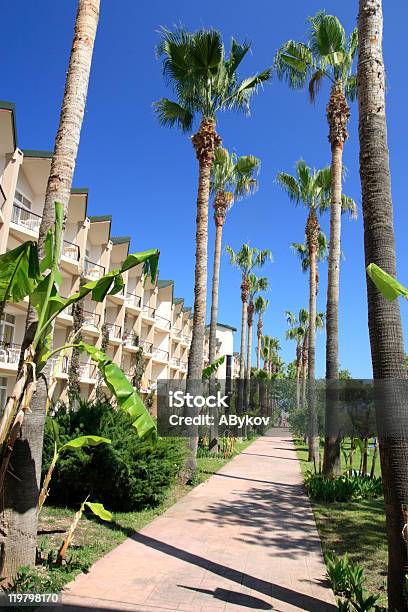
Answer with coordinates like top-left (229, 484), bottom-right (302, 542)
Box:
top-left (55, 432), bottom-right (336, 611)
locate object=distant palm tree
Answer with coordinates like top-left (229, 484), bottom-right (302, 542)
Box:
top-left (208, 148), bottom-right (260, 373)
top-left (286, 308), bottom-right (308, 409)
top-left (255, 296), bottom-right (269, 370)
top-left (226, 245), bottom-right (272, 381)
top-left (155, 29), bottom-right (270, 481)
top-left (275, 11), bottom-right (357, 389)
top-left (358, 1), bottom-right (408, 607)
top-left (155, 29), bottom-right (270, 384)
top-left (246, 275), bottom-right (268, 380)
top-left (261, 336), bottom-right (281, 374)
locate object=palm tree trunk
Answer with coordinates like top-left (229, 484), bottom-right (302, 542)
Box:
top-left (246, 300), bottom-right (254, 379)
top-left (358, 2), bottom-right (408, 608)
top-left (307, 209), bottom-right (320, 465)
top-left (182, 118), bottom-right (220, 482)
top-left (256, 318), bottom-right (262, 371)
top-left (208, 196), bottom-right (225, 453)
top-left (0, 0), bottom-right (100, 578)
top-left (323, 82), bottom-right (350, 479)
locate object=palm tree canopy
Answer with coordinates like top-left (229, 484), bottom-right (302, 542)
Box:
top-left (154, 28), bottom-right (271, 131)
top-left (274, 11), bottom-right (357, 102)
top-left (292, 231), bottom-right (328, 272)
top-left (276, 159), bottom-right (331, 212)
top-left (248, 274), bottom-right (268, 299)
top-left (255, 295), bottom-right (269, 316)
top-left (226, 243), bottom-right (272, 276)
top-left (211, 147), bottom-right (260, 207)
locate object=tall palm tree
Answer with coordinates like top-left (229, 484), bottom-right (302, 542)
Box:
top-left (261, 335), bottom-right (280, 374)
top-left (255, 296), bottom-right (268, 370)
top-left (276, 160), bottom-right (331, 463)
top-left (246, 275), bottom-right (268, 380)
top-left (275, 12), bottom-right (358, 475)
top-left (155, 30), bottom-right (270, 384)
top-left (208, 148), bottom-right (260, 372)
top-left (275, 11), bottom-right (357, 383)
top-left (226, 245), bottom-right (272, 382)
top-left (358, 1), bottom-right (408, 607)
top-left (0, 0), bottom-right (100, 578)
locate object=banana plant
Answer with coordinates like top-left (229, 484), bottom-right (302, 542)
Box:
top-left (56, 498), bottom-right (112, 565)
top-left (37, 418), bottom-right (111, 514)
top-left (202, 356), bottom-right (225, 380)
top-left (0, 201), bottom-right (160, 492)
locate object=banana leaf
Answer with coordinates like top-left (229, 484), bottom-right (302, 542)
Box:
top-left (202, 355), bottom-right (225, 380)
top-left (61, 435), bottom-right (111, 452)
top-left (84, 501), bottom-right (112, 521)
top-left (367, 263), bottom-right (408, 301)
top-left (0, 241), bottom-right (40, 304)
top-left (79, 343), bottom-right (157, 444)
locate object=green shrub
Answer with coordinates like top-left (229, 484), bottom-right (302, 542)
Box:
top-left (42, 400), bottom-right (186, 511)
top-left (305, 473), bottom-right (382, 503)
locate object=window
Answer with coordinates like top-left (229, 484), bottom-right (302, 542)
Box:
top-left (14, 189), bottom-right (32, 210)
top-left (0, 377), bottom-right (7, 415)
top-left (0, 313), bottom-right (15, 344)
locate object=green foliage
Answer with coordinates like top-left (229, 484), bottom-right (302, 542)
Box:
top-left (325, 552), bottom-right (385, 611)
top-left (366, 263), bottom-right (408, 302)
top-left (83, 501), bottom-right (112, 522)
top-left (305, 473), bottom-right (382, 503)
top-left (42, 401), bottom-right (186, 511)
top-left (202, 355), bottom-right (225, 379)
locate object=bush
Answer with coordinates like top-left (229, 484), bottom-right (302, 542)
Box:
top-left (42, 400), bottom-right (186, 511)
top-left (304, 473), bottom-right (382, 503)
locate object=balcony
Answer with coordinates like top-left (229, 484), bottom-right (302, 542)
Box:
top-left (155, 314), bottom-right (171, 330)
top-left (78, 361), bottom-right (97, 380)
top-left (172, 327), bottom-right (183, 339)
top-left (49, 355), bottom-right (69, 376)
top-left (83, 310), bottom-right (100, 328)
top-left (122, 333), bottom-right (139, 349)
top-left (105, 322), bottom-right (122, 340)
top-left (125, 292), bottom-right (142, 309)
top-left (83, 259), bottom-right (105, 280)
top-left (181, 334), bottom-right (191, 345)
top-left (0, 341), bottom-right (21, 367)
top-left (170, 356), bottom-right (181, 368)
top-left (152, 346), bottom-right (169, 362)
top-left (142, 304), bottom-right (156, 320)
top-left (11, 203), bottom-right (42, 233)
top-left (140, 341), bottom-right (153, 356)
top-left (180, 361), bottom-right (188, 372)
top-left (62, 239), bottom-right (80, 261)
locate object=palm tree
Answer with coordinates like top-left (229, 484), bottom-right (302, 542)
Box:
top-left (286, 308), bottom-right (308, 409)
top-left (208, 148), bottom-right (260, 373)
top-left (155, 30), bottom-right (270, 385)
top-left (275, 11), bottom-right (357, 382)
top-left (277, 159), bottom-right (331, 462)
top-left (255, 296), bottom-right (269, 370)
top-left (0, 0), bottom-right (100, 578)
top-left (261, 335), bottom-right (280, 374)
top-left (226, 245), bottom-right (272, 383)
top-left (246, 275), bottom-right (268, 380)
top-left (358, 1), bottom-right (408, 607)
top-left (292, 231), bottom-right (328, 294)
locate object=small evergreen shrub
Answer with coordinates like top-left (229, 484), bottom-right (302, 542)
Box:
top-left (304, 473), bottom-right (382, 503)
top-left (42, 400), bottom-right (186, 511)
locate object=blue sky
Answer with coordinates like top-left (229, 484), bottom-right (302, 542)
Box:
top-left (2, 1), bottom-right (407, 377)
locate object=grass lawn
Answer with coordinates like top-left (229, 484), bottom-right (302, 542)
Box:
top-left (11, 437), bottom-right (255, 594)
top-left (295, 441), bottom-right (388, 606)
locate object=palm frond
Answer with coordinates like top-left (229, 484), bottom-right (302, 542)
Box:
top-left (345, 74), bottom-right (358, 102)
top-left (274, 40), bottom-right (314, 89)
top-left (255, 295), bottom-right (269, 315)
top-left (276, 172), bottom-right (301, 204)
top-left (341, 194), bottom-right (358, 219)
top-left (308, 69), bottom-right (325, 103)
top-left (225, 38), bottom-right (251, 77)
top-left (224, 68), bottom-right (272, 114)
top-left (309, 11), bottom-right (346, 59)
top-left (153, 98), bottom-right (194, 132)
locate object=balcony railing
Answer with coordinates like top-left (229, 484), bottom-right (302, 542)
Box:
top-left (142, 304), bottom-right (156, 319)
top-left (172, 327), bottom-right (183, 338)
top-left (105, 322), bottom-right (122, 340)
top-left (63, 239), bottom-right (80, 261)
top-left (125, 292), bottom-right (142, 308)
top-left (12, 203), bottom-right (42, 233)
top-left (170, 356), bottom-right (181, 367)
top-left (0, 341), bottom-right (21, 365)
top-left (49, 355), bottom-right (69, 375)
top-left (140, 341), bottom-right (153, 355)
top-left (79, 361), bottom-right (97, 380)
top-left (83, 259), bottom-right (105, 280)
top-left (122, 333), bottom-right (139, 349)
top-left (155, 314), bottom-right (171, 330)
top-left (181, 334), bottom-right (191, 344)
top-left (83, 310), bottom-right (100, 327)
top-left (152, 346), bottom-right (169, 361)
top-left (180, 361), bottom-right (188, 371)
